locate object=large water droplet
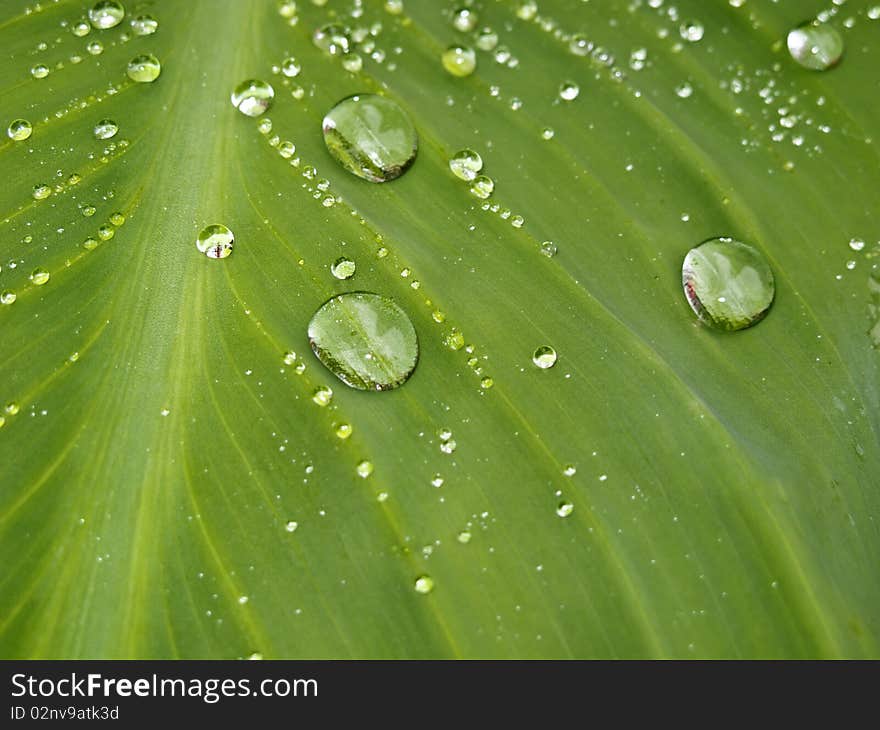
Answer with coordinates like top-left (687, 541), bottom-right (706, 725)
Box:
top-left (682, 237), bottom-right (775, 331)
top-left (448, 149), bottom-right (483, 181)
top-left (469, 174), bottom-right (494, 199)
top-left (442, 45), bottom-right (476, 77)
top-left (127, 54), bottom-right (161, 82)
top-left (532, 346), bottom-right (557, 369)
top-left (7, 119), bottom-right (32, 142)
top-left (414, 575), bottom-right (435, 594)
top-left (196, 224), bottom-right (234, 259)
top-left (322, 94), bottom-right (418, 183)
top-left (93, 119), bottom-right (118, 140)
top-left (787, 22), bottom-right (843, 70)
top-left (89, 1), bottom-right (125, 29)
top-left (30, 268), bottom-right (50, 286)
top-left (559, 81), bottom-right (580, 101)
top-left (231, 79), bottom-right (274, 117)
top-left (308, 291), bottom-right (419, 391)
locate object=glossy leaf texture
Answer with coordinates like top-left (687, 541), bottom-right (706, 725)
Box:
top-left (0, 0), bottom-right (878, 658)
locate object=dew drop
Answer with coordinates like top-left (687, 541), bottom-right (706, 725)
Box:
top-left (30, 268), bottom-right (50, 286)
top-left (285, 520), bottom-right (299, 533)
top-left (475, 27), bottom-right (498, 51)
top-left (532, 345), bottom-right (557, 369)
top-left (449, 149), bottom-right (483, 181)
top-left (72, 20), bottom-right (91, 37)
top-left (442, 45), bottom-right (476, 77)
top-left (89, 1), bottom-right (125, 29)
top-left (682, 237), bottom-right (775, 331)
top-left (281, 57), bottom-right (301, 77)
top-left (5, 402), bottom-right (20, 415)
top-left (331, 256), bottom-right (356, 280)
top-left (32, 184), bottom-right (51, 200)
top-left (469, 174), bottom-right (494, 199)
top-left (313, 23), bottom-right (350, 55)
top-left (356, 459), bottom-right (374, 478)
top-left (231, 79), bottom-right (274, 117)
top-left (516, 1), bottom-right (538, 21)
top-left (414, 575), bottom-right (434, 594)
top-left (322, 94), bottom-right (418, 183)
top-left (7, 119), bottom-right (32, 142)
top-left (452, 7), bottom-right (478, 32)
top-left (308, 291), bottom-right (419, 391)
top-left (1, 291), bottom-right (17, 305)
top-left (87, 41), bottom-right (104, 55)
top-left (457, 530), bottom-right (472, 544)
top-left (127, 53), bottom-right (161, 83)
top-left (569, 34), bottom-right (593, 56)
top-left (849, 238), bottom-right (865, 252)
top-left (557, 501), bottom-right (574, 518)
top-left (787, 22), bottom-right (843, 70)
top-left (675, 82), bottom-right (694, 98)
top-left (130, 14), bottom-right (158, 36)
top-left (559, 81), bottom-right (580, 101)
top-left (196, 224), bottom-right (234, 260)
top-left (93, 119), bottom-right (118, 140)
top-left (31, 64), bottom-right (50, 80)
top-left (341, 52), bottom-right (363, 73)
top-left (540, 240), bottom-right (557, 257)
top-left (335, 423), bottom-right (353, 439)
top-left (680, 21), bottom-right (704, 42)
top-left (312, 385), bottom-right (333, 407)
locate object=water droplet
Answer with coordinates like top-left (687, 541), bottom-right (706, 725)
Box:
top-left (98, 225), bottom-right (115, 241)
top-left (516, 1), bottom-right (538, 21)
top-left (532, 345), bottom-right (557, 369)
top-left (127, 53), bottom-right (161, 83)
top-left (281, 57), bottom-right (301, 77)
top-left (480, 376), bottom-right (494, 390)
top-left (475, 27), bottom-right (498, 51)
top-left (1, 291), bottom-right (17, 305)
top-left (341, 52), bottom-right (363, 72)
top-left (556, 501), bottom-right (574, 518)
top-left (414, 575), bottom-right (434, 594)
top-left (7, 119), bottom-right (32, 142)
top-left (440, 438), bottom-right (457, 454)
top-left (449, 149), bottom-right (483, 181)
top-left (322, 94), bottom-right (418, 183)
top-left (356, 459), bottom-right (374, 478)
top-left (682, 237), bottom-right (775, 331)
top-left (680, 20), bottom-right (704, 42)
top-left (32, 184), bottom-right (51, 200)
top-left (93, 119), bottom-right (118, 140)
top-left (335, 422), bottom-right (353, 439)
top-left (559, 81), bottom-right (580, 101)
top-left (469, 173), bottom-right (495, 200)
top-left (787, 22), bottom-right (843, 71)
top-left (131, 14), bottom-right (158, 36)
top-left (31, 64), bottom-right (50, 80)
top-left (312, 385), bottom-right (333, 407)
top-left (675, 82), bottom-right (694, 98)
top-left (30, 268), bottom-right (50, 286)
top-left (5, 402), bottom-right (20, 415)
top-left (331, 256), bottom-right (356, 280)
top-left (231, 79), bottom-right (274, 117)
top-left (313, 23), bottom-right (350, 55)
top-left (109, 212), bottom-right (125, 226)
top-left (569, 34), bottom-right (593, 56)
top-left (308, 292), bottom-right (419, 391)
top-left (87, 41), bottom-right (104, 55)
top-left (196, 224), bottom-right (234, 259)
top-left (849, 238), bottom-right (865, 252)
top-left (563, 464), bottom-right (577, 477)
top-left (540, 241), bottom-right (557, 257)
top-left (72, 20), bottom-right (91, 37)
top-left (452, 7), bottom-right (478, 32)
top-left (457, 530), bottom-right (472, 544)
top-left (442, 45), bottom-right (476, 77)
top-left (285, 520), bottom-right (299, 533)
top-left (869, 5), bottom-right (880, 21)
top-left (89, 1), bottom-right (125, 29)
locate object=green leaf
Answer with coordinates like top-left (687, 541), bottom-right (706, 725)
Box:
top-left (0, 0), bottom-right (878, 659)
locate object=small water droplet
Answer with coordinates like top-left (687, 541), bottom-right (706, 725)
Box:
top-left (312, 385), bottom-right (333, 407)
top-left (449, 149), bottom-right (483, 181)
top-left (31, 64), bottom-right (50, 80)
top-left (849, 238), bottom-right (865, 252)
top-left (335, 422), bottom-right (353, 439)
top-left (5, 402), bottom-right (20, 415)
top-left (322, 94), bottom-right (418, 183)
top-left (452, 7), bottom-right (478, 32)
top-left (540, 241), bottom-right (557, 257)
top-left (32, 184), bottom-right (51, 200)
top-left (475, 27), bottom-right (498, 51)
top-left (196, 224), bottom-right (234, 259)
top-left (281, 57), bottom-right (301, 77)
top-left (569, 33), bottom-right (593, 56)
top-left (72, 20), bottom-right (91, 37)
top-left (341, 52), bottom-right (363, 72)
top-left (93, 119), bottom-right (118, 140)
top-left (442, 44), bottom-right (476, 77)
top-left (556, 501), bottom-right (574, 518)
top-left (231, 79), bottom-right (274, 117)
top-left (7, 119), bottom-right (32, 142)
top-left (563, 464), bottom-right (577, 477)
top-left (313, 23), bottom-right (351, 55)
top-left (457, 530), bottom-right (472, 544)
top-left (285, 520), bottom-right (299, 533)
top-left (127, 53), bottom-right (161, 83)
top-left (516, 1), bottom-right (538, 21)
top-left (414, 575), bottom-right (434, 594)
top-left (308, 292), bottom-right (419, 391)
top-left (559, 81), bottom-right (580, 101)
top-left (787, 22), bottom-right (843, 70)
top-left (130, 14), bottom-right (158, 36)
top-left (356, 459), bottom-right (374, 478)
top-left (1, 291), bottom-right (17, 305)
top-left (682, 237), bottom-right (775, 331)
top-left (532, 345), bottom-right (557, 369)
top-left (89, 0), bottom-right (125, 29)
top-left (87, 41), bottom-right (104, 55)
top-left (330, 257), bottom-right (356, 280)
top-left (675, 82), bottom-right (694, 98)
top-left (680, 20), bottom-right (704, 42)
top-left (30, 268), bottom-right (50, 286)
top-left (469, 174), bottom-right (494, 199)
